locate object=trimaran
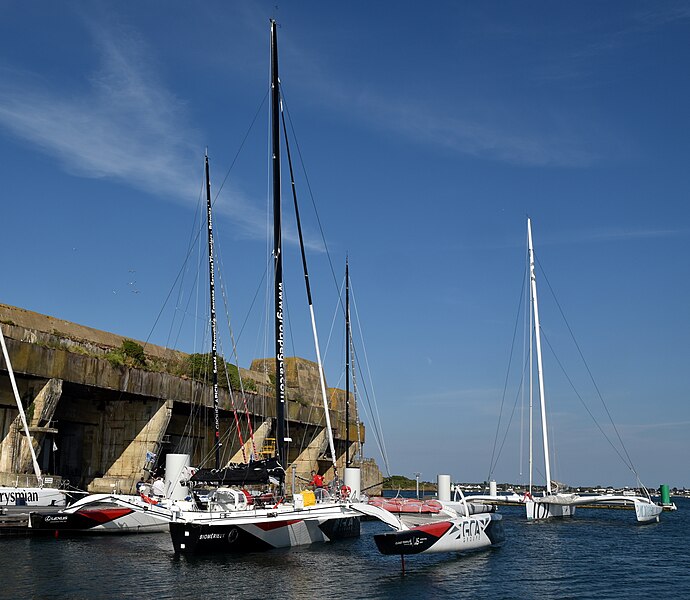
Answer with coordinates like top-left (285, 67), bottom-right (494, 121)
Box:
top-left (466, 218), bottom-right (665, 523)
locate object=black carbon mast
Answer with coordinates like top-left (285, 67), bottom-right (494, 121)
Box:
top-left (345, 258), bottom-right (351, 467)
top-left (271, 20), bottom-right (287, 471)
top-left (205, 152), bottom-right (221, 470)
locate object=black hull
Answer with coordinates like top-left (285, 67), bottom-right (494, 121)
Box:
top-left (170, 516), bottom-right (360, 554)
top-left (374, 521), bottom-right (452, 555)
top-left (485, 515), bottom-right (506, 546)
top-left (321, 515), bottom-right (360, 540)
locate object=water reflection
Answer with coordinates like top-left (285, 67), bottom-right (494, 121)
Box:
top-left (1, 499), bottom-right (688, 599)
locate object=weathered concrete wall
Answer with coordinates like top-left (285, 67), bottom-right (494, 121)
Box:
top-left (0, 303), bottom-right (183, 362)
top-left (360, 458), bottom-right (384, 496)
top-left (0, 304), bottom-right (380, 493)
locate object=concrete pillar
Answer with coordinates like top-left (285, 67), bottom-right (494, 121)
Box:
top-left (287, 428), bottom-right (328, 494)
top-left (226, 418), bottom-right (273, 465)
top-left (359, 457), bottom-right (384, 497)
top-left (0, 378), bottom-right (63, 474)
top-left (88, 398), bottom-right (173, 494)
top-left (323, 440), bottom-right (359, 483)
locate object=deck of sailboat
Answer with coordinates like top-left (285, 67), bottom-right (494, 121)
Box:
top-left (165, 500), bottom-right (361, 526)
top-left (465, 493), bottom-right (675, 514)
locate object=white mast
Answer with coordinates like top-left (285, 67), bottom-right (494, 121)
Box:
top-left (527, 218), bottom-right (552, 494)
top-left (528, 260), bottom-right (534, 495)
top-left (0, 325), bottom-right (43, 484)
top-left (310, 309), bottom-right (338, 474)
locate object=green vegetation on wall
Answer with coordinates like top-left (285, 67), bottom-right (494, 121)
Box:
top-left (107, 339), bottom-right (146, 368)
top-left (184, 353), bottom-right (255, 392)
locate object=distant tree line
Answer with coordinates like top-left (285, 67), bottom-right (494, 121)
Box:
top-left (383, 475), bottom-right (436, 490)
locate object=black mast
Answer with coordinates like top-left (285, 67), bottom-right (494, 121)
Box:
top-left (205, 152), bottom-right (221, 470)
top-left (271, 20), bottom-right (287, 471)
top-left (345, 257), bottom-right (351, 467)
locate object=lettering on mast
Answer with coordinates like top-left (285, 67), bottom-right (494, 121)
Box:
top-left (277, 282), bottom-right (285, 405)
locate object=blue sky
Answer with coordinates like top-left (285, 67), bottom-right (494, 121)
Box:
top-left (1, 1), bottom-right (689, 488)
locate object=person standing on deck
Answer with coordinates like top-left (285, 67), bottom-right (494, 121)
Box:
top-left (309, 470), bottom-right (324, 490)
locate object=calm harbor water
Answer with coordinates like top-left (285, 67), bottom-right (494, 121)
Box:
top-left (2, 498), bottom-right (688, 599)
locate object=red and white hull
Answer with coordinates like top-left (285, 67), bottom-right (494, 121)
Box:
top-left (373, 512), bottom-right (505, 555)
top-left (29, 494), bottom-right (170, 534)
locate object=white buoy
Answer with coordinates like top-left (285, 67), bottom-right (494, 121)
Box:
top-left (489, 480), bottom-right (497, 497)
top-left (344, 467), bottom-right (361, 500)
top-left (437, 474), bottom-right (451, 502)
top-left (165, 454), bottom-right (191, 500)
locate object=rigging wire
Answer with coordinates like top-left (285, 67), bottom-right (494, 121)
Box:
top-left (539, 328), bottom-right (639, 478)
top-left (349, 279), bottom-right (391, 476)
top-left (535, 257), bottom-right (640, 478)
top-left (118, 86), bottom-right (271, 472)
top-left (213, 90), bottom-right (269, 202)
top-left (491, 354), bottom-right (531, 484)
top-left (281, 87), bottom-right (391, 477)
top-left (279, 98), bottom-right (339, 472)
top-left (215, 334), bottom-right (246, 463)
top-left (487, 233), bottom-right (647, 491)
top-left (133, 158), bottom-right (206, 474)
top-left (143, 162), bottom-right (207, 352)
top-left (487, 267), bottom-right (527, 481)
top-left (210, 214), bottom-right (255, 458)
top-left (280, 90), bottom-right (344, 313)
top-left (350, 325), bottom-right (363, 462)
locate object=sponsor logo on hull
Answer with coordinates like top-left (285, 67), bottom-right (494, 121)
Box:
top-left (0, 490), bottom-right (39, 505)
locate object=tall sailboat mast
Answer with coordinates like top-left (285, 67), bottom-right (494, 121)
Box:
top-left (529, 268), bottom-right (534, 495)
top-left (527, 218), bottom-right (552, 494)
top-left (205, 152), bottom-right (221, 470)
top-left (271, 20), bottom-right (287, 470)
top-left (345, 258), bottom-right (351, 467)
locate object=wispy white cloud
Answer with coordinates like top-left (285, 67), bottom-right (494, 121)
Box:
top-left (389, 105), bottom-right (598, 167)
top-left (534, 227), bottom-right (690, 247)
top-left (0, 16), bottom-right (325, 251)
top-left (451, 226), bottom-right (689, 253)
top-left (212, 183), bottom-right (324, 252)
top-left (0, 22), bottom-right (202, 203)
top-left (532, 4), bottom-right (690, 87)
top-left (619, 419), bottom-right (690, 434)
top-left (632, 4), bottom-right (690, 27)
top-left (405, 386), bottom-right (502, 411)
top-left (295, 58), bottom-right (603, 168)
top-left (586, 228), bottom-right (688, 242)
